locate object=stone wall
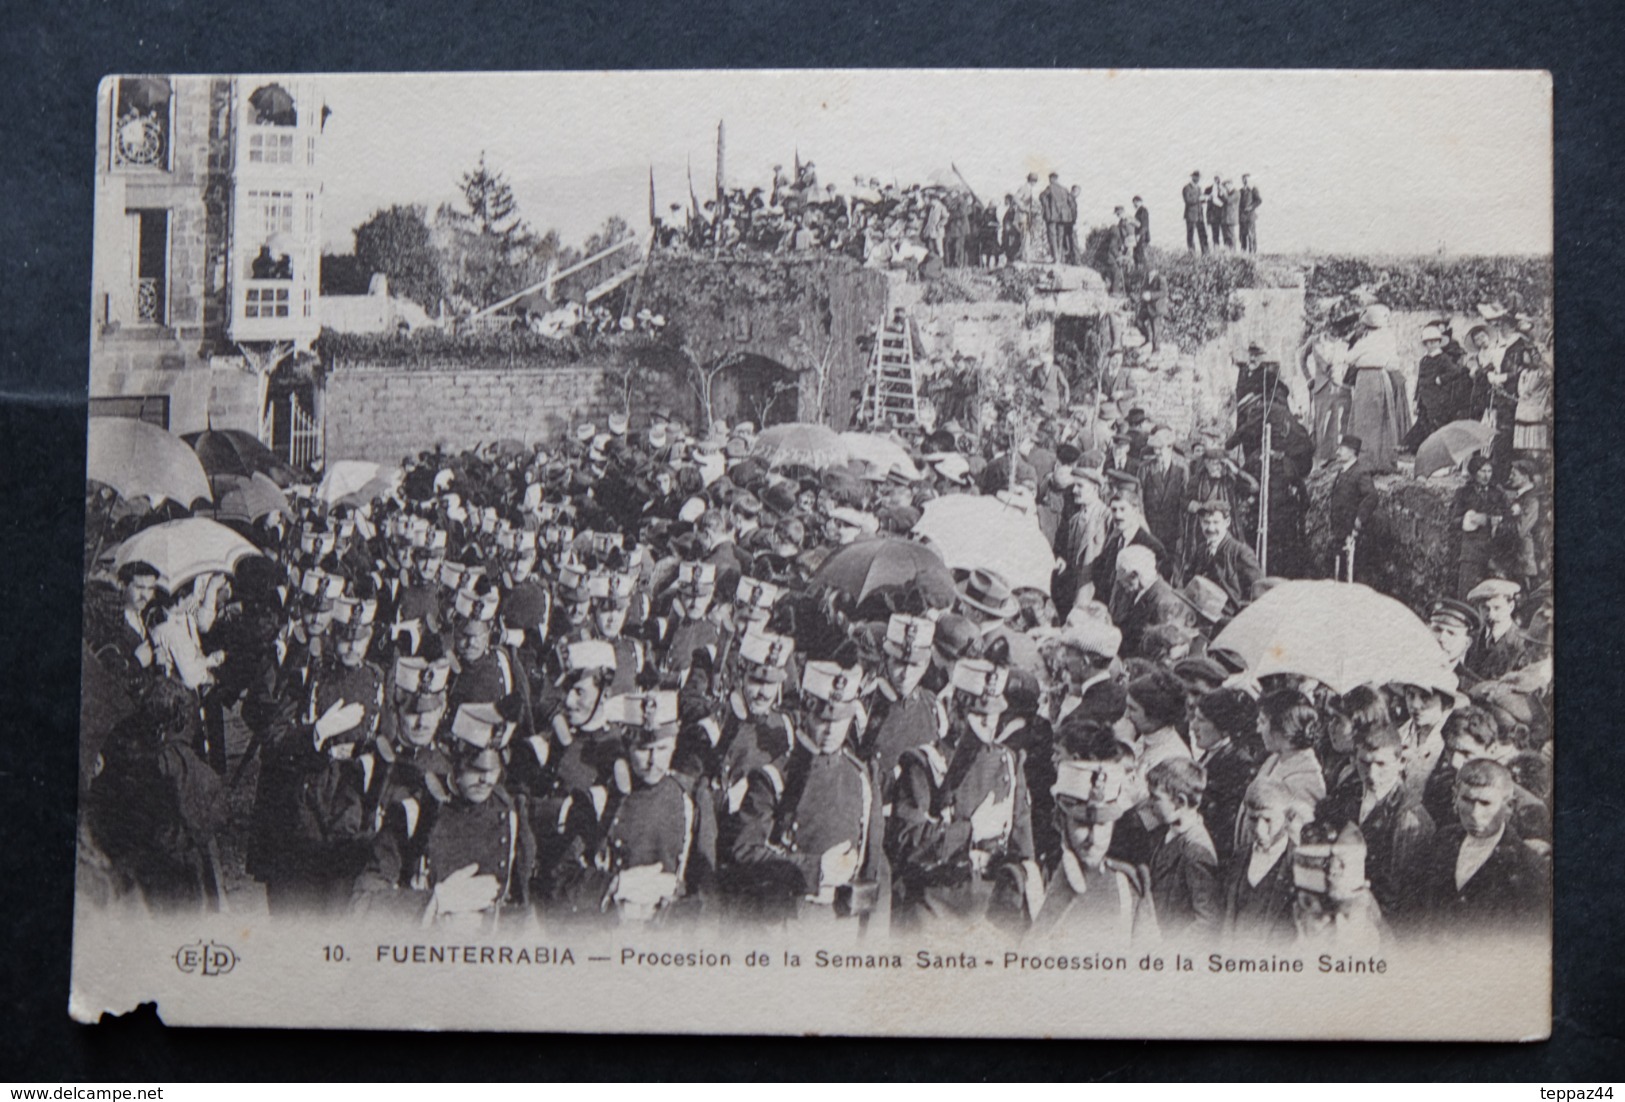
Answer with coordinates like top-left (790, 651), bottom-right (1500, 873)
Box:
top-left (323, 357), bottom-right (697, 463)
top-left (1305, 469), bottom-right (1461, 613)
top-left (639, 255), bottom-right (890, 428)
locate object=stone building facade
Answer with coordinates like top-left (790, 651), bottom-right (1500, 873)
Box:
top-left (88, 75), bottom-right (326, 461)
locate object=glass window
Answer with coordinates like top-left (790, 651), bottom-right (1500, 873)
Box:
top-left (245, 286), bottom-right (291, 319)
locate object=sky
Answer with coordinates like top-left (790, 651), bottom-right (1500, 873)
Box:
top-left (313, 69), bottom-right (1552, 257)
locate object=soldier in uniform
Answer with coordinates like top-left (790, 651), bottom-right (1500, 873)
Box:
top-left (549, 691), bottom-right (717, 925)
top-left (858, 614), bottom-right (945, 786)
top-left (515, 640), bottom-right (620, 835)
top-left (582, 570), bottom-right (646, 696)
top-left (367, 655), bottom-right (454, 833)
top-left (646, 560), bottom-right (726, 690)
top-left (888, 658), bottom-right (1034, 931)
top-left (354, 705), bottom-right (534, 929)
top-left (1290, 819), bottom-right (1390, 950)
top-left (447, 593), bottom-right (512, 709)
top-left (678, 629), bottom-right (797, 826)
top-left (729, 659), bottom-right (890, 933)
top-left (1020, 727), bottom-right (1159, 943)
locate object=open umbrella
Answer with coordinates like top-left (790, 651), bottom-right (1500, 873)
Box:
top-left (316, 460), bottom-right (400, 505)
top-left (113, 517), bottom-right (264, 592)
top-left (1414, 419), bottom-right (1496, 477)
top-left (1210, 579), bottom-right (1457, 694)
top-left (839, 432), bottom-right (923, 481)
top-left (213, 471), bottom-right (292, 522)
top-left (86, 417), bottom-right (212, 507)
top-left (809, 537), bottom-right (955, 607)
top-left (751, 423), bottom-right (849, 470)
top-left (185, 428), bottom-right (298, 486)
top-left (912, 494), bottom-right (1057, 593)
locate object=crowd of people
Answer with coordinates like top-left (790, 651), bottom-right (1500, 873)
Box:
top-left (653, 163), bottom-right (1213, 286)
top-left (79, 324), bottom-right (1552, 947)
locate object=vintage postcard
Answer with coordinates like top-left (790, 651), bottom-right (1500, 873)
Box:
top-left (73, 69), bottom-right (1552, 1038)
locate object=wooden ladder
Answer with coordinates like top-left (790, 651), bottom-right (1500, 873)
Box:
top-left (862, 307), bottom-right (921, 428)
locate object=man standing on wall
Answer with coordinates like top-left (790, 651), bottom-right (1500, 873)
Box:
top-left (1238, 174), bottom-right (1262, 253)
top-left (1183, 171), bottom-right (1208, 255)
top-left (1206, 173), bottom-right (1228, 251)
top-left (1132, 196), bottom-right (1151, 269)
top-left (1042, 172), bottom-right (1075, 266)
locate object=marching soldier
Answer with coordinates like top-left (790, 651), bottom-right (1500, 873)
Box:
top-left (1022, 726), bottom-right (1159, 942)
top-left (584, 570), bottom-right (646, 695)
top-left (647, 560), bottom-right (727, 690)
top-left (858, 613), bottom-right (945, 785)
top-left (687, 629), bottom-right (798, 828)
top-left (354, 705), bottom-right (534, 930)
top-left (367, 654), bottom-right (454, 832)
top-left (888, 658), bottom-right (1034, 931)
top-left (447, 590), bottom-right (511, 709)
top-left (729, 659), bottom-right (890, 932)
top-left (548, 691), bottom-right (717, 925)
top-left (514, 640), bottom-right (621, 848)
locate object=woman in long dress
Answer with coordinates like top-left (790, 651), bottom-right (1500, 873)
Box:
top-left (1340, 304), bottom-right (1406, 472)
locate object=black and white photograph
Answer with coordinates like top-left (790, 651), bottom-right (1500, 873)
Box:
top-left (70, 69), bottom-right (1553, 1039)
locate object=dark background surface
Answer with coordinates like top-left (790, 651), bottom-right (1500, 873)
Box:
top-left (3, 0), bottom-right (1622, 1080)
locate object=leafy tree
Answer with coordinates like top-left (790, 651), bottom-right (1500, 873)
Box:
top-left (319, 252), bottom-right (370, 296)
top-left (435, 153), bottom-right (549, 309)
top-left (351, 204), bottom-right (446, 309)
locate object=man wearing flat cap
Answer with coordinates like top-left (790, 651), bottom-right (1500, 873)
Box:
top-left (1466, 577), bottom-right (1544, 681)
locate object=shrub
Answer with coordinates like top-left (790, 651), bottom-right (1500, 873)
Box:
top-left (1303, 255), bottom-right (1552, 322)
top-left (315, 325), bottom-right (657, 372)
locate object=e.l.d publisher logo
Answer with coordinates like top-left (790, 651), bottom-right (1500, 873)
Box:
top-left (175, 940), bottom-right (239, 976)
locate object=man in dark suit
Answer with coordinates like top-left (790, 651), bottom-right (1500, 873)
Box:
top-left (1132, 196), bottom-right (1151, 268)
top-left (1182, 171), bottom-right (1208, 254)
top-left (1041, 172), bottom-right (1076, 266)
top-left (1321, 724), bottom-right (1435, 924)
top-left (1176, 500), bottom-right (1263, 614)
top-left (1238, 174), bottom-right (1262, 253)
top-left (1326, 434), bottom-right (1378, 580)
top-left (1135, 426), bottom-right (1188, 553)
top-left (1092, 483), bottom-right (1169, 613)
top-left (1418, 758), bottom-right (1549, 934)
top-left (1222, 779), bottom-right (1302, 944)
top-left (1206, 172), bottom-right (1227, 251)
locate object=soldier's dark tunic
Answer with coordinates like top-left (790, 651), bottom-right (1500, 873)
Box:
top-left (648, 600), bottom-right (725, 686)
top-left (550, 772), bottom-right (716, 923)
top-left (355, 783), bottom-right (534, 927)
top-left (448, 647), bottom-right (513, 708)
top-left (859, 680), bottom-right (944, 787)
top-left (887, 733), bottom-right (1033, 928)
top-left (729, 740), bottom-right (889, 926)
top-left (1029, 857), bottom-right (1157, 943)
